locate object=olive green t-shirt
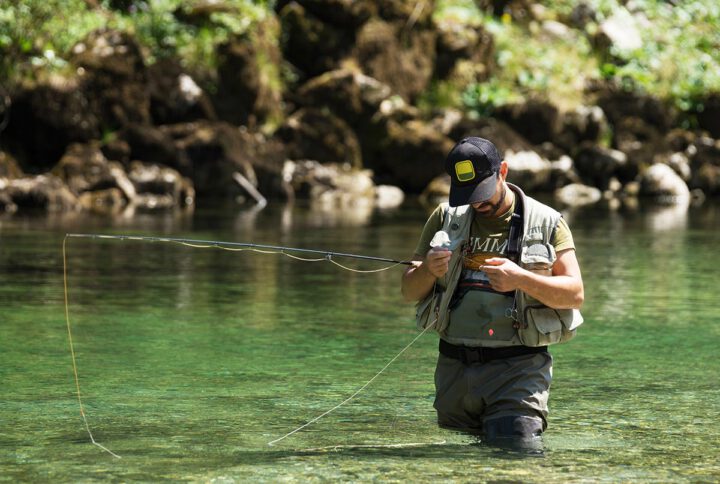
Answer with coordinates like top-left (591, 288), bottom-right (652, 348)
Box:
top-left (414, 200), bottom-right (575, 346)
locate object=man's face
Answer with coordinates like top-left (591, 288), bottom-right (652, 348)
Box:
top-left (469, 162), bottom-right (508, 218)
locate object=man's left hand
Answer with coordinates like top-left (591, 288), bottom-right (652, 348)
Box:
top-left (481, 257), bottom-right (524, 292)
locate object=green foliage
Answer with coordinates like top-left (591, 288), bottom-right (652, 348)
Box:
top-left (438, 0), bottom-right (720, 118)
top-left (461, 79), bottom-right (517, 118)
top-left (2, 0), bottom-right (718, 123)
top-left (0, 0), bottom-right (106, 80)
top-left (0, 0), bottom-right (270, 85)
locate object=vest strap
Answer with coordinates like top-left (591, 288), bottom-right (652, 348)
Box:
top-left (507, 193), bottom-right (524, 262)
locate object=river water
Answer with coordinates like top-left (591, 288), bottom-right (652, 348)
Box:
top-left (1, 199), bottom-right (719, 482)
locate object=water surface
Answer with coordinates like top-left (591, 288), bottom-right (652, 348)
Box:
top-left (1, 201), bottom-right (719, 481)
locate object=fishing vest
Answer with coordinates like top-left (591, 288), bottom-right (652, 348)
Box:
top-left (415, 183), bottom-right (584, 347)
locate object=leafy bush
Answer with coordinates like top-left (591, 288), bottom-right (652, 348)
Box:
top-left (442, 0), bottom-right (720, 117)
top-left (0, 0), bottom-right (270, 84)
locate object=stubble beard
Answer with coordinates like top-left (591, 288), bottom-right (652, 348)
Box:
top-left (473, 185), bottom-right (507, 218)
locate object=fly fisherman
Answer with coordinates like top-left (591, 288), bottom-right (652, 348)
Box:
top-left (401, 136), bottom-right (584, 447)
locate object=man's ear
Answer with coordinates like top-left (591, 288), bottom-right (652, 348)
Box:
top-left (499, 160), bottom-right (509, 179)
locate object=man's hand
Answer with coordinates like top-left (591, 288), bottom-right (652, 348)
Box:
top-left (481, 257), bottom-right (523, 292)
top-left (425, 247), bottom-right (452, 278)
top-left (401, 247), bottom-right (451, 302)
top-left (481, 250), bottom-right (584, 309)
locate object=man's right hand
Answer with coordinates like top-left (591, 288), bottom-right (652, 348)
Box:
top-left (425, 247), bottom-right (452, 278)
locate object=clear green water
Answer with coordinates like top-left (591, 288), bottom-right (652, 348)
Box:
top-left (2, 201), bottom-right (719, 482)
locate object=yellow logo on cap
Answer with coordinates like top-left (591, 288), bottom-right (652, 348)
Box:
top-left (455, 160), bottom-right (475, 182)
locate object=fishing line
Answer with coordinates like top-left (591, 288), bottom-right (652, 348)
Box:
top-left (267, 323), bottom-right (432, 447)
top-left (63, 237), bottom-right (122, 459)
top-left (62, 233), bottom-right (424, 457)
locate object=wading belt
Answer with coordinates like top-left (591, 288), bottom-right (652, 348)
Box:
top-left (439, 339), bottom-right (547, 364)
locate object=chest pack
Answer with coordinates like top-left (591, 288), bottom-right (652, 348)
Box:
top-left (415, 184), bottom-right (583, 346)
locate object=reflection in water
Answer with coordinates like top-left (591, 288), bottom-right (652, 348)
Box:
top-left (643, 198), bottom-right (690, 232)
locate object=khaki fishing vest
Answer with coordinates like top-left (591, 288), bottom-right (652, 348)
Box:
top-left (415, 184), bottom-right (584, 346)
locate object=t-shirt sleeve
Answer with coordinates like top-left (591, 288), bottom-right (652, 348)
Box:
top-left (413, 205), bottom-right (445, 257)
top-left (552, 216), bottom-right (575, 253)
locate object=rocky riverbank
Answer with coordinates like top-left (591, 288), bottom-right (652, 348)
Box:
top-left (1, 1), bottom-right (718, 215)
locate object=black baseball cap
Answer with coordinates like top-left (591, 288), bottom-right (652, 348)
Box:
top-left (444, 137), bottom-right (502, 207)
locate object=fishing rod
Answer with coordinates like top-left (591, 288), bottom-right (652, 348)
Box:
top-left (65, 233), bottom-right (413, 266)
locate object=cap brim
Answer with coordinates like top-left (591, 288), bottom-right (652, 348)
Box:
top-left (448, 172), bottom-right (498, 207)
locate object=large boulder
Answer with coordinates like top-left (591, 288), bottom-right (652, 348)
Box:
top-left (555, 105), bottom-right (609, 154)
top-left (0, 151), bottom-right (22, 179)
top-left (573, 143), bottom-right (629, 190)
top-left (695, 93), bottom-right (720, 138)
top-left (119, 124), bottom-right (190, 174)
top-left (639, 163), bottom-right (690, 203)
top-left (0, 79), bottom-right (100, 173)
top-left (555, 183), bottom-right (602, 207)
top-left (214, 17), bottom-right (285, 131)
top-left (276, 108), bottom-right (362, 167)
top-left (353, 18), bottom-right (437, 102)
top-left (296, 68), bottom-right (392, 127)
top-left (448, 117), bottom-right (535, 155)
top-left (371, 118), bottom-right (454, 192)
top-left (504, 149), bottom-right (552, 192)
top-left (147, 59), bottom-right (216, 125)
top-left (52, 143), bottom-right (120, 195)
top-left (494, 99), bottom-right (561, 145)
top-left (1, 175), bottom-right (79, 212)
top-left (162, 121), bottom-right (286, 200)
top-left (71, 29), bottom-right (152, 129)
top-left (689, 136), bottom-right (720, 195)
top-left (275, 0), bottom-right (375, 28)
top-left (593, 7), bottom-right (643, 56)
top-left (278, 2), bottom-right (356, 80)
top-left (127, 161), bottom-right (195, 209)
top-left (596, 84), bottom-right (676, 133)
top-left (434, 19), bottom-right (495, 82)
top-left (295, 68), bottom-right (397, 163)
top-left (613, 116), bottom-right (668, 168)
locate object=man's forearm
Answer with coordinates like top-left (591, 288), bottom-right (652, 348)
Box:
top-left (401, 260), bottom-right (436, 302)
top-left (515, 271), bottom-right (584, 309)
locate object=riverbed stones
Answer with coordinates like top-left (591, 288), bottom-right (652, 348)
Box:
top-left (2, 11), bottom-right (720, 215)
top-left (2, 175), bottom-right (79, 212)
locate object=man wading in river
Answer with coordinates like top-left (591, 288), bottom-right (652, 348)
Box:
top-left (401, 136), bottom-right (584, 447)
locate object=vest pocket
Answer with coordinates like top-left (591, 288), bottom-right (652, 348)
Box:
top-left (518, 305), bottom-right (582, 346)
